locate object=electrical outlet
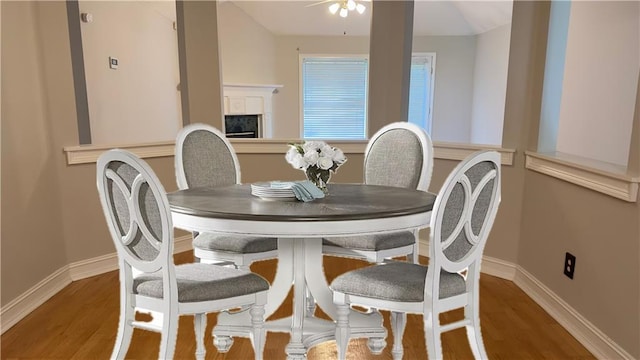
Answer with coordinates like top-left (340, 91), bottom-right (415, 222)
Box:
top-left (109, 56), bottom-right (118, 70)
top-left (564, 252), bottom-right (576, 279)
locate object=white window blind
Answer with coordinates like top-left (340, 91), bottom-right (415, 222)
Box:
top-left (408, 54), bottom-right (434, 132)
top-left (302, 57), bottom-right (368, 139)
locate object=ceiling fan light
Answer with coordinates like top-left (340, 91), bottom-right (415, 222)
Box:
top-left (329, 2), bottom-right (340, 14)
top-left (339, 7), bottom-right (348, 17)
top-left (347, 0), bottom-right (356, 11)
top-left (356, 3), bottom-right (366, 14)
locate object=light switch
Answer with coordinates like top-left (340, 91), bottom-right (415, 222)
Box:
top-left (109, 57), bottom-right (118, 70)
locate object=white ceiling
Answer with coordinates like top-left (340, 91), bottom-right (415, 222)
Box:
top-left (230, 0), bottom-right (513, 37)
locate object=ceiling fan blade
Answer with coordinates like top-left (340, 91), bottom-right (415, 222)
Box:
top-left (305, 0), bottom-right (334, 8)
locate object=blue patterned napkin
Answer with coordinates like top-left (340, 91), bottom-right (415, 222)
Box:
top-left (270, 180), bottom-right (325, 202)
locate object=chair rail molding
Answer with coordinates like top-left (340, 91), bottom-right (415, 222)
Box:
top-left (64, 140), bottom-right (515, 165)
top-left (525, 151), bottom-right (639, 202)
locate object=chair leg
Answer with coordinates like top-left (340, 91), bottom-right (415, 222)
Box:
top-left (390, 311), bottom-right (406, 360)
top-left (213, 334), bottom-right (234, 353)
top-left (335, 303), bottom-right (351, 360)
top-left (424, 311), bottom-right (443, 360)
top-left (159, 311), bottom-right (179, 360)
top-left (305, 285), bottom-right (316, 317)
top-left (365, 309), bottom-right (386, 355)
top-left (409, 230), bottom-right (420, 264)
top-left (465, 305), bottom-right (488, 359)
top-left (111, 302), bottom-right (134, 359)
top-left (250, 304), bottom-right (266, 360)
top-left (194, 313), bottom-right (207, 360)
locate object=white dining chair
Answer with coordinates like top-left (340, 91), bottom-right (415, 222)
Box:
top-left (97, 149), bottom-right (269, 360)
top-left (175, 123), bottom-right (278, 269)
top-left (322, 122), bottom-right (434, 263)
top-left (331, 150), bottom-right (501, 360)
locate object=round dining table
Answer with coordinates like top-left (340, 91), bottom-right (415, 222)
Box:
top-left (167, 183), bottom-right (436, 359)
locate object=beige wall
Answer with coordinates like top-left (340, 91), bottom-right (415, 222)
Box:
top-left (2, 0), bottom-right (639, 357)
top-left (1, 1), bottom-right (69, 305)
top-left (78, 1), bottom-right (181, 145)
top-left (218, 2), bottom-right (278, 85)
top-left (470, 24), bottom-right (511, 145)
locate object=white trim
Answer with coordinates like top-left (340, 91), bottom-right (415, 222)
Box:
top-left (1, 236), bottom-right (194, 334)
top-left (68, 252), bottom-right (118, 281)
top-left (1, 266), bottom-right (72, 334)
top-left (64, 140), bottom-right (515, 165)
top-left (173, 234), bottom-right (196, 253)
top-left (411, 52), bottom-right (437, 135)
top-left (435, 142), bottom-right (514, 165)
top-left (514, 266), bottom-right (635, 360)
top-left (419, 236), bottom-right (634, 359)
top-left (525, 151), bottom-right (639, 202)
top-left (64, 141), bottom-right (175, 165)
top-left (480, 255), bottom-right (518, 280)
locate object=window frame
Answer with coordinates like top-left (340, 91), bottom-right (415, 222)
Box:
top-left (298, 53), bottom-right (370, 140)
top-left (409, 52), bottom-right (436, 135)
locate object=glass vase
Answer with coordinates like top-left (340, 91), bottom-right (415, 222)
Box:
top-left (305, 168), bottom-right (330, 194)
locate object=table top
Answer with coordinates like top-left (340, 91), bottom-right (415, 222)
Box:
top-left (168, 183), bottom-right (436, 222)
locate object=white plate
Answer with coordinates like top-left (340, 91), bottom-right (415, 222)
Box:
top-left (256, 195), bottom-right (298, 202)
top-left (251, 182), bottom-right (296, 198)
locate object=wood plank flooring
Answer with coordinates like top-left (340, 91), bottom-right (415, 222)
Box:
top-left (1, 251), bottom-right (595, 359)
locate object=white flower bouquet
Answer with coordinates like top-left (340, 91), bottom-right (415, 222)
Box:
top-left (285, 141), bottom-right (347, 193)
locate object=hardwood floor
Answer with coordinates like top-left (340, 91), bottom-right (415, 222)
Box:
top-left (1, 251), bottom-right (595, 359)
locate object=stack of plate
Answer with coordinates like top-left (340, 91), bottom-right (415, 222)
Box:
top-left (250, 182), bottom-right (297, 201)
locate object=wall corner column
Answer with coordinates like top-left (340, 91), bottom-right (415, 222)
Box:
top-left (367, 0), bottom-right (414, 137)
top-left (176, 0), bottom-right (224, 129)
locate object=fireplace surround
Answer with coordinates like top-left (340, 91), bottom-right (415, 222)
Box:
top-left (223, 84), bottom-right (282, 138)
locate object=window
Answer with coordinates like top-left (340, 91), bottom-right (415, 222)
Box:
top-left (301, 54), bottom-right (435, 139)
top-left (301, 56), bottom-right (369, 139)
top-left (408, 54), bottom-right (435, 133)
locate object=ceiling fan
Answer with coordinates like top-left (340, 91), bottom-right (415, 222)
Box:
top-left (307, 0), bottom-right (370, 18)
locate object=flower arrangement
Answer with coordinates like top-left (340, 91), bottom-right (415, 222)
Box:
top-left (285, 141), bottom-right (347, 193)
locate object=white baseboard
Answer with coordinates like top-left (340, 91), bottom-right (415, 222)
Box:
top-left (419, 237), bottom-right (633, 359)
top-left (68, 252), bottom-right (118, 281)
top-left (514, 266), bottom-right (635, 360)
top-left (1, 266), bottom-right (71, 334)
top-left (173, 234), bottom-right (195, 254)
top-left (1, 235), bottom-right (194, 334)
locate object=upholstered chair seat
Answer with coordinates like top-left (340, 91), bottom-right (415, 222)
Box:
top-left (331, 262), bottom-right (465, 302)
top-left (322, 231), bottom-right (414, 251)
top-left (133, 264), bottom-right (269, 302)
top-left (193, 233), bottom-right (278, 254)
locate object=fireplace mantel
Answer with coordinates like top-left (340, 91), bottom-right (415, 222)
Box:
top-left (223, 84), bottom-right (283, 138)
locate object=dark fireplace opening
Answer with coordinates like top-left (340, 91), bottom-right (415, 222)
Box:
top-left (224, 115), bottom-right (260, 138)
